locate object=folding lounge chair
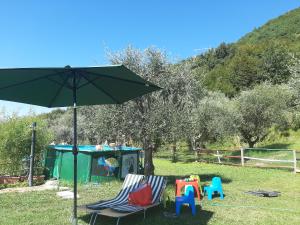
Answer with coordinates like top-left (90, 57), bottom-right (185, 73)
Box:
top-left (79, 174), bottom-right (144, 212)
top-left (91, 175), bottom-right (167, 225)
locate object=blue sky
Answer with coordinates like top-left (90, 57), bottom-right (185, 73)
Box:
top-left (0, 0), bottom-right (299, 115)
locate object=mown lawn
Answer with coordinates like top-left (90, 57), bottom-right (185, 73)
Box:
top-left (0, 159), bottom-right (299, 225)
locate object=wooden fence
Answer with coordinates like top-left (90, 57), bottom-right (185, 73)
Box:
top-left (195, 148), bottom-right (299, 173)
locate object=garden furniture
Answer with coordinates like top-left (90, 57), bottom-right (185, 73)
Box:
top-left (203, 177), bottom-right (224, 200)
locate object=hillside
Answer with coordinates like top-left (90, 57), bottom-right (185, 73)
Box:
top-left (190, 7), bottom-right (300, 96)
top-left (238, 7), bottom-right (300, 50)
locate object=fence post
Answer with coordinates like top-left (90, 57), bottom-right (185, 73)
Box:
top-left (28, 122), bottom-right (36, 187)
top-left (241, 148), bottom-right (244, 166)
top-left (293, 150), bottom-right (297, 174)
top-left (217, 150), bottom-right (221, 163)
top-left (194, 150), bottom-right (199, 162)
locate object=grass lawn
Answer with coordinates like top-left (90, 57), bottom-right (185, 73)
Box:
top-left (258, 129), bottom-right (300, 150)
top-left (0, 159), bottom-right (299, 225)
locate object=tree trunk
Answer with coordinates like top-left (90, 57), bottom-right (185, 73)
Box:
top-left (189, 138), bottom-right (198, 162)
top-left (143, 137), bottom-right (155, 175)
top-left (171, 142), bottom-right (177, 162)
top-left (248, 141), bottom-right (255, 148)
top-left (248, 136), bottom-right (259, 148)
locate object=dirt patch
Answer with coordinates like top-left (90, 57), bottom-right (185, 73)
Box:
top-left (0, 180), bottom-right (69, 194)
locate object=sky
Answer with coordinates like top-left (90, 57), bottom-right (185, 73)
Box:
top-left (0, 0), bottom-right (299, 115)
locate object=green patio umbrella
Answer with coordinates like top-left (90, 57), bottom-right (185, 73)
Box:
top-left (0, 65), bottom-right (161, 224)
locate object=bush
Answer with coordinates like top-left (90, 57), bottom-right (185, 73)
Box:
top-left (0, 115), bottom-right (52, 176)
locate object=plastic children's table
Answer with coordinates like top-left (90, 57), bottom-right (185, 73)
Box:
top-left (175, 179), bottom-right (201, 202)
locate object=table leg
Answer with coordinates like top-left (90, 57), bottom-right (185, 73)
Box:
top-left (193, 184), bottom-right (201, 202)
top-left (176, 183), bottom-right (182, 196)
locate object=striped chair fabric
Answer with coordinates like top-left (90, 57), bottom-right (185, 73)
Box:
top-left (111, 175), bottom-right (167, 212)
top-left (86, 174), bottom-right (144, 210)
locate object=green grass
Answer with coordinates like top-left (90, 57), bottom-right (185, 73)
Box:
top-left (0, 159), bottom-right (299, 225)
top-left (258, 129), bottom-right (300, 150)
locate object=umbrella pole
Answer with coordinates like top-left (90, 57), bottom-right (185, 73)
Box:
top-left (72, 74), bottom-right (78, 225)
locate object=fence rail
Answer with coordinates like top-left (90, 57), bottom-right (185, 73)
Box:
top-left (243, 156), bottom-right (294, 163)
top-left (241, 148), bottom-right (298, 173)
top-left (195, 147), bottom-right (299, 173)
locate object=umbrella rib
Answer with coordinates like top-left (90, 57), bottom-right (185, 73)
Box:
top-left (77, 76), bottom-right (102, 89)
top-left (79, 72), bottom-right (121, 104)
top-left (46, 77), bottom-right (73, 90)
top-left (75, 75), bottom-right (83, 87)
top-left (47, 75), bottom-right (71, 107)
top-left (79, 70), bottom-right (158, 89)
top-left (0, 70), bottom-right (70, 91)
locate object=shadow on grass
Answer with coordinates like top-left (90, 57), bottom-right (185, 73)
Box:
top-left (156, 152), bottom-right (240, 164)
top-left (155, 155), bottom-right (197, 164)
top-left (79, 204), bottom-right (214, 225)
top-left (259, 143), bottom-right (291, 150)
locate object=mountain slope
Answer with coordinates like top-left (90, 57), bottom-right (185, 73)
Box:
top-left (238, 7), bottom-right (300, 50)
top-left (190, 7), bottom-right (300, 96)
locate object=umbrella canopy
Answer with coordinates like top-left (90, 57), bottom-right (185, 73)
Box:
top-left (0, 65), bottom-right (159, 107)
top-left (0, 65), bottom-right (161, 224)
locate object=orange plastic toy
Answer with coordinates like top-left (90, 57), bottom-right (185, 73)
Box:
top-left (175, 179), bottom-right (201, 203)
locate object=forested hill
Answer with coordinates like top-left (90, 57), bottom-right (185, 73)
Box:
top-left (190, 7), bottom-right (300, 96)
top-left (238, 7), bottom-right (300, 51)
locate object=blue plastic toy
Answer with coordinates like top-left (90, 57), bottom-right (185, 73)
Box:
top-left (184, 185), bottom-right (194, 196)
top-left (175, 185), bottom-right (196, 216)
top-left (203, 177), bottom-right (224, 200)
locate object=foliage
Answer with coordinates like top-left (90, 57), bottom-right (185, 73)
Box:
top-left (190, 92), bottom-right (238, 147)
top-left (288, 56), bottom-right (300, 103)
top-left (238, 7), bottom-right (300, 51)
top-left (235, 83), bottom-right (293, 147)
top-left (191, 42), bottom-right (235, 72)
top-left (46, 109), bottom-right (72, 144)
top-left (260, 42), bottom-right (292, 84)
top-left (227, 44), bottom-right (263, 93)
top-left (106, 47), bottom-right (203, 174)
top-left (78, 104), bottom-right (137, 145)
top-left (190, 43), bottom-right (235, 94)
top-left (198, 42), bottom-right (293, 96)
top-left (201, 63), bottom-right (235, 96)
top-left (158, 61), bottom-right (204, 161)
top-left (288, 57), bottom-right (300, 130)
top-left (0, 114), bottom-right (52, 175)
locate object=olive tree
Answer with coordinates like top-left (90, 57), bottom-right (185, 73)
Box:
top-left (288, 57), bottom-right (300, 101)
top-left (190, 92), bottom-right (238, 149)
top-left (47, 109), bottom-right (86, 144)
top-left (157, 62), bottom-right (203, 161)
top-left (78, 104), bottom-right (137, 144)
top-left (103, 47), bottom-right (169, 175)
top-left (106, 46), bottom-right (202, 175)
top-left (235, 83), bottom-right (293, 147)
top-left (287, 56), bottom-right (300, 129)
